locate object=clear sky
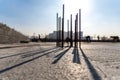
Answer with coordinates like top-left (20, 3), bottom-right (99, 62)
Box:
top-left (0, 0), bottom-right (120, 37)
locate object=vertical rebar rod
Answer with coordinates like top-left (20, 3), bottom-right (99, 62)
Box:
top-left (67, 19), bottom-right (69, 39)
top-left (79, 9), bottom-right (81, 48)
top-left (62, 4), bottom-right (64, 48)
top-left (76, 13), bottom-right (78, 47)
top-left (75, 14), bottom-right (78, 48)
top-left (70, 14), bottom-right (73, 47)
top-left (56, 13), bottom-right (59, 47)
top-left (58, 17), bottom-right (61, 47)
top-left (67, 19), bottom-right (69, 46)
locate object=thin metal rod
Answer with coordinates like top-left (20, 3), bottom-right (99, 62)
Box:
top-left (75, 14), bottom-right (78, 47)
top-left (79, 9), bottom-right (81, 48)
top-left (62, 4), bottom-right (64, 48)
top-left (67, 19), bottom-right (69, 39)
top-left (56, 13), bottom-right (59, 47)
top-left (70, 14), bottom-right (73, 47)
top-left (76, 13), bottom-right (78, 47)
top-left (58, 17), bottom-right (61, 47)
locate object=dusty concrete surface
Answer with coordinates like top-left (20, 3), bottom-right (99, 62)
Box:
top-left (0, 42), bottom-right (120, 80)
top-left (81, 42), bottom-right (120, 80)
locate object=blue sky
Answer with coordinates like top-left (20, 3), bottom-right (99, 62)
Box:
top-left (0, 0), bottom-right (120, 37)
top-left (86, 0), bottom-right (120, 37)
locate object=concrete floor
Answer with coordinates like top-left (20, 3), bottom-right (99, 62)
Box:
top-left (0, 42), bottom-right (120, 80)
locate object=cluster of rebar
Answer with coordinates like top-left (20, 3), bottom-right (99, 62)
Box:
top-left (56, 4), bottom-right (81, 48)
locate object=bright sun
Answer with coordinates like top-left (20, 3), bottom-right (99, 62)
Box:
top-left (60, 0), bottom-right (93, 31)
top-left (63, 0), bottom-right (92, 18)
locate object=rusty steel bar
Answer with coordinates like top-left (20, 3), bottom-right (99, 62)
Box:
top-left (58, 17), bottom-right (61, 47)
top-left (75, 13), bottom-right (78, 47)
top-left (79, 9), bottom-right (81, 48)
top-left (62, 4), bottom-right (64, 48)
top-left (56, 13), bottom-right (59, 47)
top-left (70, 14), bottom-right (73, 47)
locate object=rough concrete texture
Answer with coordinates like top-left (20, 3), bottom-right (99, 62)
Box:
top-left (0, 42), bottom-right (120, 80)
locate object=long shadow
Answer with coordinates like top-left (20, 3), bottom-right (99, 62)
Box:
top-left (0, 47), bottom-right (57, 59)
top-left (0, 48), bottom-right (60, 74)
top-left (0, 44), bottom-right (44, 49)
top-left (52, 47), bottom-right (71, 64)
top-left (21, 47), bottom-right (61, 58)
top-left (0, 46), bottom-right (21, 49)
top-left (72, 47), bottom-right (80, 64)
top-left (80, 48), bottom-right (101, 80)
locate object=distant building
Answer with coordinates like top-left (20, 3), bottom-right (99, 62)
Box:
top-left (46, 31), bottom-right (83, 40)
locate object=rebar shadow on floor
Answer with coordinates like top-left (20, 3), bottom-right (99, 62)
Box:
top-left (72, 47), bottom-right (80, 64)
top-left (52, 47), bottom-right (71, 64)
top-left (0, 47), bottom-right (57, 59)
top-left (80, 48), bottom-right (101, 80)
top-left (0, 48), bottom-right (60, 74)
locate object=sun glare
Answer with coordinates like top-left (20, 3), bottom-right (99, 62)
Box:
top-left (62, 0), bottom-right (92, 18)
